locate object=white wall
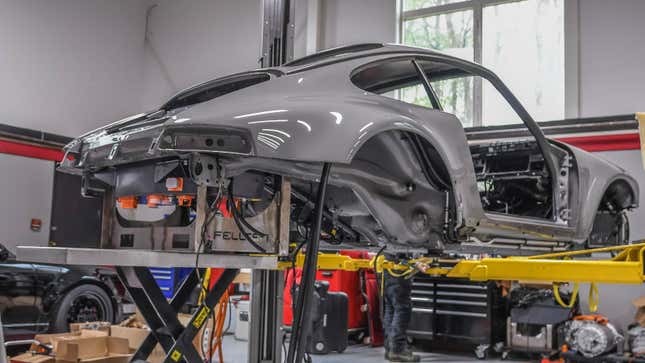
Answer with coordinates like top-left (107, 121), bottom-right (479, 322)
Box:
top-left (0, 155), bottom-right (54, 253)
top-left (141, 0), bottom-right (263, 110)
top-left (319, 0), bottom-right (396, 49)
top-left (0, 0), bottom-right (148, 137)
top-left (578, 0), bottom-right (645, 117)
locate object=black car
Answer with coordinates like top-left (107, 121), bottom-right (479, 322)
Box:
top-left (0, 243), bottom-right (121, 342)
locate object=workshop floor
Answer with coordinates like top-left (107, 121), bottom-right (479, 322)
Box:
top-left (218, 335), bottom-right (529, 362)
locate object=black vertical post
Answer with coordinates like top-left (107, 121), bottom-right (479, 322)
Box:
top-left (287, 162), bottom-right (332, 363)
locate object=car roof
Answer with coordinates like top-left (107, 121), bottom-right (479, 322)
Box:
top-left (278, 43), bottom-right (463, 73)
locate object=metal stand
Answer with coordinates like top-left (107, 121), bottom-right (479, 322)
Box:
top-left (249, 270), bottom-right (285, 363)
top-left (115, 266), bottom-right (239, 363)
top-left (0, 315), bottom-right (7, 363)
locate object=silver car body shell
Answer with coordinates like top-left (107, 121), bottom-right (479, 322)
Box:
top-left (60, 44), bottom-right (638, 246)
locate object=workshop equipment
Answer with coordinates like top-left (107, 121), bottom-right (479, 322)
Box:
top-left (506, 288), bottom-right (575, 355)
top-left (406, 276), bottom-right (506, 359)
top-left (564, 315), bottom-right (622, 358)
top-left (283, 258), bottom-right (366, 331)
top-left (16, 239), bottom-right (645, 363)
top-left (149, 268), bottom-right (193, 299)
top-left (304, 281), bottom-right (349, 355)
top-left (281, 242), bottom-right (645, 285)
top-left (235, 300), bottom-right (250, 341)
top-left (363, 267), bottom-right (384, 347)
top-left (628, 325), bottom-right (645, 356)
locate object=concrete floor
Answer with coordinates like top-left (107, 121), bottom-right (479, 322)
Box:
top-left (218, 335), bottom-right (528, 363)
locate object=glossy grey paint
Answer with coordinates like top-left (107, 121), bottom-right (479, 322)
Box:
top-left (563, 142), bottom-right (639, 240)
top-left (61, 44), bottom-right (638, 245)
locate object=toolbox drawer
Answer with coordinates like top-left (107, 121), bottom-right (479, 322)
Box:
top-left (407, 276), bottom-right (507, 346)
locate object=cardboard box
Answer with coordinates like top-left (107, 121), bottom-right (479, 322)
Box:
top-left (31, 332), bottom-right (81, 353)
top-left (109, 325), bottom-right (166, 363)
top-left (110, 314), bottom-right (205, 363)
top-left (30, 330), bottom-right (109, 355)
top-left (69, 322), bottom-right (111, 334)
top-left (54, 336), bottom-right (131, 363)
top-left (633, 296), bottom-right (645, 327)
top-left (10, 353), bottom-right (55, 363)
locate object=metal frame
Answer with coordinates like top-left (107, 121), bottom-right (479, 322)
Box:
top-left (280, 242), bottom-right (645, 284)
top-left (115, 266), bottom-right (239, 363)
top-left (13, 241), bottom-right (645, 363)
top-left (399, 0), bottom-right (559, 126)
top-left (0, 315), bottom-right (7, 363)
top-left (261, 0), bottom-right (295, 68)
top-left (15, 246), bottom-right (279, 269)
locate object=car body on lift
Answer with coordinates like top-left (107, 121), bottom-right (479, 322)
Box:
top-left (0, 244), bottom-right (118, 341)
top-left (59, 43), bottom-right (638, 253)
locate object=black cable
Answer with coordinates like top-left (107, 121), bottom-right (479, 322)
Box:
top-left (374, 245), bottom-right (387, 322)
top-left (374, 245), bottom-right (386, 295)
top-left (226, 183), bottom-right (268, 253)
top-left (227, 193), bottom-right (268, 253)
top-left (227, 182), bottom-right (267, 237)
top-left (286, 162), bottom-right (332, 363)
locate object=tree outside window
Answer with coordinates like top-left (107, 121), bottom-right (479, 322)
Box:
top-left (401, 0), bottom-right (564, 127)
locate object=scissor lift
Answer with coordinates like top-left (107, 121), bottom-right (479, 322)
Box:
top-left (14, 241), bottom-right (645, 363)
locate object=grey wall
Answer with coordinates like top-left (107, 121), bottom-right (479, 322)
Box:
top-left (319, 0), bottom-right (396, 49)
top-left (0, 155), bottom-right (54, 253)
top-left (578, 0), bottom-right (645, 117)
top-left (0, 0), bottom-right (148, 136)
top-left (0, 0), bottom-right (147, 254)
top-left (141, 0), bottom-right (263, 110)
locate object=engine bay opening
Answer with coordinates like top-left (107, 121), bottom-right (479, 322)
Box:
top-left (470, 140), bottom-right (554, 219)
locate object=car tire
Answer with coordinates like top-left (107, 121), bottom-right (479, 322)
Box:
top-left (50, 284), bottom-right (114, 332)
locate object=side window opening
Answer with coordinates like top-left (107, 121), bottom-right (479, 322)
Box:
top-left (353, 57), bottom-right (558, 221)
top-left (415, 59), bottom-right (555, 220)
top-left (162, 72), bottom-right (271, 111)
top-left (350, 59), bottom-right (437, 109)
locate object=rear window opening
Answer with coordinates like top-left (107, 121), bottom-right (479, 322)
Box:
top-left (284, 43), bottom-right (384, 67)
top-left (162, 72), bottom-right (271, 111)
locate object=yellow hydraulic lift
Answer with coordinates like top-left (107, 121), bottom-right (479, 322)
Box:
top-left (280, 242), bottom-right (645, 284)
top-left (279, 242), bottom-right (645, 311)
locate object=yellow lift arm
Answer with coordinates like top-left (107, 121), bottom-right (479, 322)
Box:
top-left (278, 242), bottom-right (645, 285)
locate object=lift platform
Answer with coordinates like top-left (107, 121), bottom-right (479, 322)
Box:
top-left (14, 241), bottom-right (645, 363)
top-left (281, 242), bottom-right (645, 285)
top-left (20, 241), bottom-right (645, 284)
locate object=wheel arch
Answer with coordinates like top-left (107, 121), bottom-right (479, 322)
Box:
top-left (598, 178), bottom-right (638, 211)
top-left (49, 276), bottom-right (118, 323)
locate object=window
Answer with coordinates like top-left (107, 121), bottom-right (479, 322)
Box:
top-left (351, 58), bottom-right (524, 126)
top-left (401, 0), bottom-right (564, 126)
top-left (351, 59), bottom-right (434, 108)
top-left (162, 72), bottom-right (272, 111)
top-left (418, 59), bottom-right (522, 126)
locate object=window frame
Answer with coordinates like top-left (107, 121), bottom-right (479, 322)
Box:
top-left (351, 53), bottom-right (561, 220)
top-left (398, 0), bottom-right (565, 126)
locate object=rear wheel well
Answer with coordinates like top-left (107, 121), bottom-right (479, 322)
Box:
top-left (349, 129), bottom-right (455, 245)
top-left (586, 179), bottom-right (634, 247)
top-left (599, 179), bottom-right (636, 211)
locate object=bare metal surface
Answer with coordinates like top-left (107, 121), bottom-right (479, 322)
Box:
top-left (16, 246), bottom-right (279, 269)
